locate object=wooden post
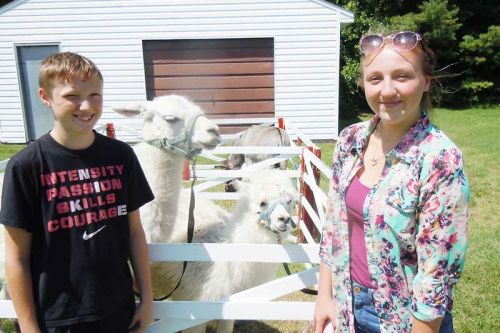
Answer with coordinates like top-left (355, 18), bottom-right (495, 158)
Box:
top-left (297, 146), bottom-right (322, 243)
top-left (105, 123), bottom-right (115, 139)
top-left (296, 148), bottom-right (307, 243)
top-left (277, 117), bottom-right (285, 130)
top-left (310, 147), bottom-right (321, 240)
top-left (182, 160), bottom-right (191, 181)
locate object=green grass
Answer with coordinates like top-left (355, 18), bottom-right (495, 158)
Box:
top-left (431, 108), bottom-right (500, 332)
top-left (0, 108), bottom-right (498, 331)
top-left (0, 144), bottom-right (24, 162)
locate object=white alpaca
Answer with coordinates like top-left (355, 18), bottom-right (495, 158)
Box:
top-left (151, 170), bottom-right (298, 333)
top-left (114, 94), bottom-right (231, 307)
top-left (113, 94), bottom-right (221, 244)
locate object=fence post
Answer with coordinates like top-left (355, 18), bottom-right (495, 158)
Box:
top-left (106, 123), bottom-right (115, 139)
top-left (311, 147), bottom-right (321, 240)
top-left (297, 146), bottom-right (322, 243)
top-left (277, 117), bottom-right (285, 130)
top-left (182, 160), bottom-right (191, 181)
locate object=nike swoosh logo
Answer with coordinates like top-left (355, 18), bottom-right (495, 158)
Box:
top-left (82, 225), bottom-right (107, 240)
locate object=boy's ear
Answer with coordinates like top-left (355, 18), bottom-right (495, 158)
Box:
top-left (38, 88), bottom-right (51, 108)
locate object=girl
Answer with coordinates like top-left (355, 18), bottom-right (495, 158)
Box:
top-left (312, 30), bottom-right (470, 333)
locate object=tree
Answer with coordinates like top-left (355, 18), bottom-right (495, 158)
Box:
top-left (331, 0), bottom-right (499, 116)
top-left (457, 25), bottom-right (500, 105)
top-left (390, 0), bottom-right (461, 60)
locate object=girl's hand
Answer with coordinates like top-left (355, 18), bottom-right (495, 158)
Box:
top-left (312, 294), bottom-right (336, 333)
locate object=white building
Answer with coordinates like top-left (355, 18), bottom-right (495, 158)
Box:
top-left (0, 0), bottom-right (353, 143)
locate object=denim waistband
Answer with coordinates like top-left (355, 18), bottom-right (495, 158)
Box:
top-left (351, 280), bottom-right (381, 333)
top-left (352, 280), bottom-right (375, 296)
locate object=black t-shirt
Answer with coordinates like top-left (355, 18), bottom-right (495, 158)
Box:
top-left (0, 132), bottom-right (154, 328)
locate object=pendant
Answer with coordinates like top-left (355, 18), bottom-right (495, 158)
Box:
top-left (369, 157), bottom-right (380, 166)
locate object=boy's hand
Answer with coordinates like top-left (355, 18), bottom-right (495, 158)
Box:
top-left (128, 301), bottom-right (153, 333)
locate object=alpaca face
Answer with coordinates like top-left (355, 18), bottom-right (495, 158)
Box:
top-left (190, 115), bottom-right (221, 150)
top-left (113, 94), bottom-right (221, 151)
top-left (246, 171), bottom-right (298, 235)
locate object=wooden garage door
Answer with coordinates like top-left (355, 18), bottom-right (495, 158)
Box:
top-left (143, 38), bottom-right (274, 133)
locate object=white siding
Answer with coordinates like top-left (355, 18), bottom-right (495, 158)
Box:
top-left (0, 0), bottom-right (353, 143)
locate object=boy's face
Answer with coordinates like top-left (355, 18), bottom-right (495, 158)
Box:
top-left (39, 76), bottom-right (103, 139)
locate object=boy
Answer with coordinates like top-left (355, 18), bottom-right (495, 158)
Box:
top-left (0, 52), bottom-right (154, 333)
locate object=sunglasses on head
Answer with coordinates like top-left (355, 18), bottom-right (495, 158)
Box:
top-left (360, 31), bottom-right (422, 54)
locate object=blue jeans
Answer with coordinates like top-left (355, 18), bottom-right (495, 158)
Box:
top-left (352, 281), bottom-right (454, 333)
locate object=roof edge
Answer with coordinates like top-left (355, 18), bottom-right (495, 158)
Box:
top-left (1, 0), bottom-right (354, 23)
top-left (0, 0), bottom-right (28, 15)
top-left (310, 0), bottom-right (354, 23)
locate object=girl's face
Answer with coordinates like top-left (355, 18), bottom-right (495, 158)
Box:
top-left (361, 45), bottom-right (431, 128)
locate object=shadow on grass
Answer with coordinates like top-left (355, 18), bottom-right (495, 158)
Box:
top-left (233, 320), bottom-right (282, 333)
top-left (207, 320), bottom-right (281, 333)
top-left (206, 321), bottom-right (282, 332)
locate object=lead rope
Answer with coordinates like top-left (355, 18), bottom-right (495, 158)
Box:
top-left (153, 156), bottom-right (198, 301)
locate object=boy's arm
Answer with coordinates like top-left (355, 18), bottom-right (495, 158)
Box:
top-left (4, 226), bottom-right (41, 333)
top-left (127, 209), bottom-right (153, 332)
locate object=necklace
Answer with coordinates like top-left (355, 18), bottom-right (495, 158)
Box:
top-left (366, 122), bottom-right (385, 167)
top-left (368, 150), bottom-right (384, 166)
top-left (365, 121), bottom-right (405, 167)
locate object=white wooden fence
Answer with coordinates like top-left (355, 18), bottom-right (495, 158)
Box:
top-left (0, 118), bottom-right (332, 332)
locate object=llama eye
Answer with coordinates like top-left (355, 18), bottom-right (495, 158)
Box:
top-left (259, 201), bottom-right (267, 207)
top-left (163, 115), bottom-right (180, 123)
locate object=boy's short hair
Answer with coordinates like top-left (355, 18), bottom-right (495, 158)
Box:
top-left (39, 52), bottom-right (103, 92)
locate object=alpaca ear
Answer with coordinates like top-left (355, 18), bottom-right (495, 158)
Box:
top-left (112, 101), bottom-right (152, 118)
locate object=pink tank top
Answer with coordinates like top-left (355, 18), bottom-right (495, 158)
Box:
top-left (346, 176), bottom-right (374, 288)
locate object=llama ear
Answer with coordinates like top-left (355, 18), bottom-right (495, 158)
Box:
top-left (231, 179), bottom-right (250, 192)
top-left (112, 101), bottom-right (152, 118)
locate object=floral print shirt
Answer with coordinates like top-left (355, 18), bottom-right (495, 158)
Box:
top-left (319, 113), bottom-right (470, 333)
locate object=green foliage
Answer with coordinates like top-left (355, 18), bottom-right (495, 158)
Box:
top-left (391, 0), bottom-right (461, 59)
top-left (456, 25), bottom-right (500, 106)
top-left (461, 80), bottom-right (495, 104)
top-left (327, 0), bottom-right (500, 116)
top-left (460, 26), bottom-right (500, 65)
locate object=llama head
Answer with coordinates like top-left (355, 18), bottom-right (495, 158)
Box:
top-left (112, 95), bottom-right (221, 156)
top-left (242, 170), bottom-right (298, 236)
